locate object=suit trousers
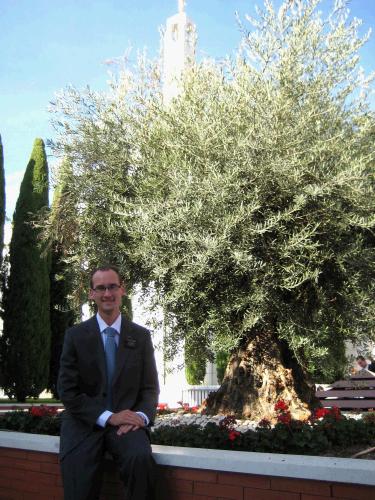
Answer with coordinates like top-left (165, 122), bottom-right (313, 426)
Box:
top-left (60, 426), bottom-right (156, 500)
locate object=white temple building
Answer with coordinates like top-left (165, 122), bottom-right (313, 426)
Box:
top-left (131, 1), bottom-right (218, 407)
top-left (162, 0), bottom-right (196, 104)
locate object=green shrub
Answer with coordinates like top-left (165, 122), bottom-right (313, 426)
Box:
top-left (151, 414), bottom-right (375, 455)
top-left (0, 408), bottom-right (60, 436)
top-left (2, 403), bottom-right (375, 457)
top-left (185, 359), bottom-right (206, 385)
top-left (216, 351), bottom-right (230, 383)
top-left (362, 411), bottom-right (375, 425)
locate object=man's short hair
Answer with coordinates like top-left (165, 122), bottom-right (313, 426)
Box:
top-left (90, 265), bottom-right (123, 289)
top-left (356, 355), bottom-right (366, 361)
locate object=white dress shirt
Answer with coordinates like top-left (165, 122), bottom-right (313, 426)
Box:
top-left (95, 313), bottom-right (149, 427)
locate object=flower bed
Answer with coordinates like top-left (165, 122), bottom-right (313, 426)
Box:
top-left (1, 401), bottom-right (375, 458)
top-left (0, 404), bottom-right (61, 436)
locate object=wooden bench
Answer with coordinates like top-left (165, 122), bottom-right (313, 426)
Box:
top-left (316, 370), bottom-right (375, 410)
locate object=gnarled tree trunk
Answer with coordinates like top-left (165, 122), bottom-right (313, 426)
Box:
top-left (205, 331), bottom-right (317, 420)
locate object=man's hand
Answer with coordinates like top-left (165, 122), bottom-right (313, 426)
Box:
top-left (108, 410), bottom-right (145, 435)
top-left (116, 423), bottom-right (139, 435)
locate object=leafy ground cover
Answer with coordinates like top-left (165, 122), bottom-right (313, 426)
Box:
top-left (1, 401), bottom-right (375, 458)
top-left (0, 405), bottom-right (61, 435)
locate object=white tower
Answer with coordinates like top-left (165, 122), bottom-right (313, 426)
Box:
top-left (162, 0), bottom-right (196, 104)
top-left (133, 2), bottom-right (218, 407)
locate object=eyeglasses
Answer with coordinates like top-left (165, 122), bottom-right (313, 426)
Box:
top-left (92, 284), bottom-right (122, 293)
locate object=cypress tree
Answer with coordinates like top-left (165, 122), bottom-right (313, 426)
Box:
top-left (48, 172), bottom-right (75, 399)
top-left (48, 247), bottom-right (75, 399)
top-left (1, 138), bottom-right (50, 401)
top-left (185, 342), bottom-right (206, 385)
top-left (0, 135), bottom-right (5, 267)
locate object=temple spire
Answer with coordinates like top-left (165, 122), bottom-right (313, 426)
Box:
top-left (178, 0), bottom-right (186, 13)
top-left (162, 0), bottom-right (196, 104)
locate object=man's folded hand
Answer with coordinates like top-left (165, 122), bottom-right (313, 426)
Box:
top-left (108, 409), bottom-right (145, 430)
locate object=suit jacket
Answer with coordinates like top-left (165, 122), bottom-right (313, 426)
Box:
top-left (57, 315), bottom-right (159, 459)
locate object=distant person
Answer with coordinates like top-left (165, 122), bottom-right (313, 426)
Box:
top-left (356, 355), bottom-right (375, 372)
top-left (58, 265), bottom-right (159, 500)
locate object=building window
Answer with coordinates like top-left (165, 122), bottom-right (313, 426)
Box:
top-left (172, 24), bottom-right (178, 41)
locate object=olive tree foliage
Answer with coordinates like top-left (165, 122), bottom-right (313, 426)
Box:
top-left (47, 0), bottom-right (375, 383)
top-left (46, 61), bottom-right (161, 298)
top-left (132, 0), bottom-right (375, 382)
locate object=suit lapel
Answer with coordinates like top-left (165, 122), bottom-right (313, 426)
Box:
top-left (113, 316), bottom-right (134, 385)
top-left (85, 316), bottom-right (106, 380)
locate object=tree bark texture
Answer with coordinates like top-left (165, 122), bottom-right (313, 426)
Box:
top-left (205, 331), bottom-right (317, 420)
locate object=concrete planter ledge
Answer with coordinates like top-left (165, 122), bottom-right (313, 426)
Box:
top-left (0, 430), bottom-right (60, 453)
top-left (152, 444), bottom-right (375, 486)
top-left (1, 430), bottom-right (375, 486)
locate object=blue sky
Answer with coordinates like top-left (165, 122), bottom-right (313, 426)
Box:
top-left (1, 0), bottom-right (374, 220)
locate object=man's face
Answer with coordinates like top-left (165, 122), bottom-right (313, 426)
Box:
top-left (357, 358), bottom-right (367, 369)
top-left (89, 269), bottom-right (125, 318)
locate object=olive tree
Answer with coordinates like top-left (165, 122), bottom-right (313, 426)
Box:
top-left (48, 0), bottom-right (375, 418)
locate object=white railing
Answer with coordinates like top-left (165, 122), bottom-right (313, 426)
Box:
top-left (181, 385), bottom-right (220, 406)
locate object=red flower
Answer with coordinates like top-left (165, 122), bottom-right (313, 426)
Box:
top-left (274, 399), bottom-right (289, 412)
top-left (257, 418), bottom-right (271, 429)
top-left (191, 406), bottom-right (199, 413)
top-left (46, 406), bottom-right (57, 416)
top-left (29, 405), bottom-right (57, 417)
top-left (277, 411), bottom-right (292, 425)
top-left (30, 407), bottom-right (44, 417)
top-left (314, 408), bottom-right (330, 419)
top-left (330, 406), bottom-right (342, 421)
top-left (157, 403), bottom-right (168, 411)
top-left (228, 430), bottom-right (240, 441)
top-left (219, 415), bottom-right (237, 431)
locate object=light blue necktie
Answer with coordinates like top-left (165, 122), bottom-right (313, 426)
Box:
top-left (104, 327), bottom-right (118, 411)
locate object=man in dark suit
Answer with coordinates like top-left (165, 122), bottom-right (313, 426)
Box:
top-left (58, 265), bottom-right (159, 500)
top-left (356, 355), bottom-right (375, 372)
